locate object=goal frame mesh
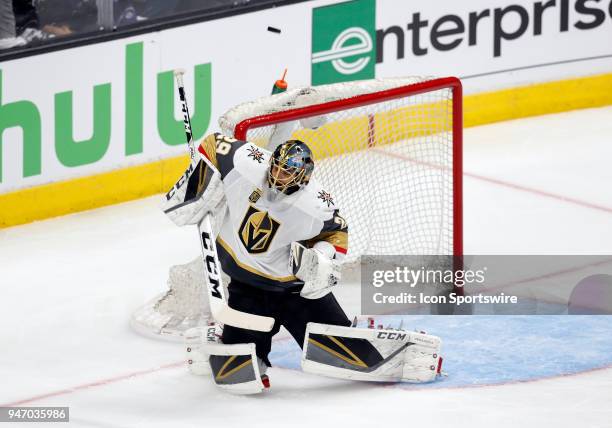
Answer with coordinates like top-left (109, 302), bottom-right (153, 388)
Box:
top-left (232, 77), bottom-right (463, 260)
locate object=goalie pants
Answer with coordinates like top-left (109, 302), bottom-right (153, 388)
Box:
top-left (222, 280), bottom-right (351, 366)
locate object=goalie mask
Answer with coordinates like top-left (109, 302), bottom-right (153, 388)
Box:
top-left (267, 140), bottom-right (314, 195)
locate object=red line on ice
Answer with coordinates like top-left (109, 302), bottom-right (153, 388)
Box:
top-left (464, 170), bottom-right (612, 214)
top-left (5, 336), bottom-right (612, 403)
top-left (2, 361), bottom-right (184, 407)
top-left (374, 148), bottom-right (612, 215)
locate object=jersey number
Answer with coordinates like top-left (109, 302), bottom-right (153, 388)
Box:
top-left (334, 213), bottom-right (347, 230)
top-left (217, 141), bottom-right (232, 155)
top-left (216, 135), bottom-right (237, 156)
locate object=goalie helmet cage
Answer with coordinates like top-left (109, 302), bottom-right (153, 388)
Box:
top-left (130, 76), bottom-right (463, 341)
top-left (226, 76), bottom-right (462, 267)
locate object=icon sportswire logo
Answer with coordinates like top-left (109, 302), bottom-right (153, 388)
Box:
top-left (311, 0), bottom-right (376, 85)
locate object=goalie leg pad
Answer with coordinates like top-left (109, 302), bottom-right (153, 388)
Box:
top-left (185, 324), bottom-right (221, 376)
top-left (301, 322), bottom-right (442, 383)
top-left (204, 342), bottom-right (269, 395)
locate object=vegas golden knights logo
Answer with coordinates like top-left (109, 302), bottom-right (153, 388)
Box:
top-left (239, 205), bottom-right (280, 254)
top-left (249, 189), bottom-right (262, 203)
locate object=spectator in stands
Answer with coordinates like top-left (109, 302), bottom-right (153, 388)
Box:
top-left (12, 0), bottom-right (54, 44)
top-left (0, 0), bottom-right (25, 49)
top-left (113, 0), bottom-right (182, 27)
top-left (132, 0), bottom-right (179, 21)
top-left (125, 0), bottom-right (250, 23)
top-left (1, 0), bottom-right (51, 50)
top-left (1, 0), bottom-right (263, 51)
top-left (173, 0), bottom-right (254, 15)
top-left (37, 0), bottom-right (98, 36)
top-left (13, 0), bottom-right (38, 33)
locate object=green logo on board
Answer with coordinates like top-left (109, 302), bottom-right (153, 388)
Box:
top-left (0, 42), bottom-right (211, 184)
top-left (311, 0), bottom-right (376, 85)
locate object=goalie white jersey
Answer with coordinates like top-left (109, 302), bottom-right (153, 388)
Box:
top-left (163, 133), bottom-right (348, 293)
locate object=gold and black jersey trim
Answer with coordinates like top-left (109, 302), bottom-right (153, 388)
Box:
top-left (305, 209), bottom-right (349, 255)
top-left (305, 230), bottom-right (348, 255)
top-left (216, 237), bottom-right (302, 292)
top-left (198, 133), bottom-right (246, 179)
top-left (198, 133), bottom-right (219, 169)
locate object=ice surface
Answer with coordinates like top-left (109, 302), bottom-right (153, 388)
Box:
top-left (1, 107), bottom-right (612, 427)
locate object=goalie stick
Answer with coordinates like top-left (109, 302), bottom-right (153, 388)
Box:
top-left (173, 69), bottom-right (275, 332)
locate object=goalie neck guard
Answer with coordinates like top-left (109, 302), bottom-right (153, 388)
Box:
top-left (267, 140), bottom-right (314, 195)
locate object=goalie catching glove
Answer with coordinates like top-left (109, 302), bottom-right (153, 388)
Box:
top-left (290, 242), bottom-right (341, 299)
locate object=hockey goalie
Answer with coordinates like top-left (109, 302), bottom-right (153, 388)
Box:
top-left (156, 130), bottom-right (443, 394)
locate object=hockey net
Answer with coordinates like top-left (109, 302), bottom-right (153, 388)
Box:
top-left (130, 76), bottom-right (462, 340)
